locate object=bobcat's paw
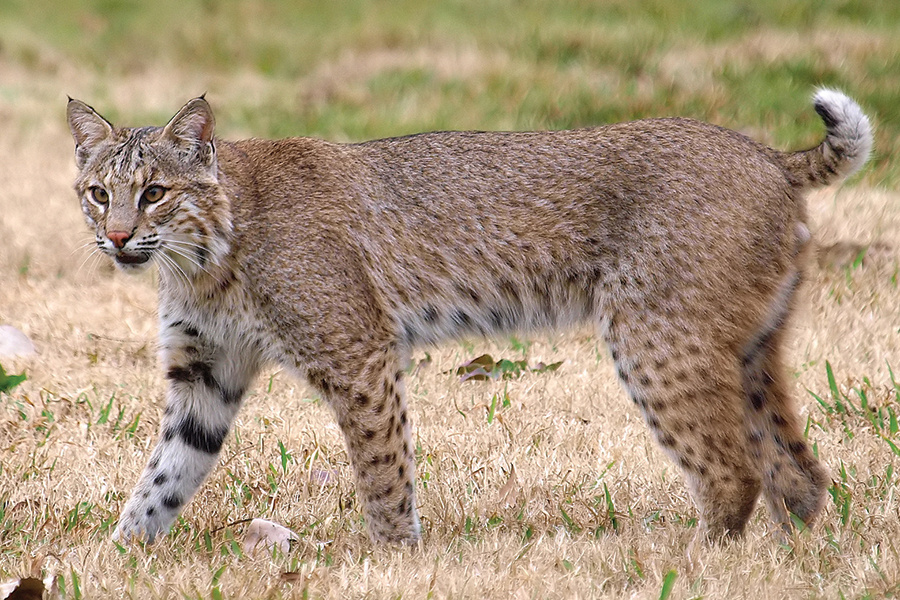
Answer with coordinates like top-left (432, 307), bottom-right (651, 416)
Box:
top-left (112, 498), bottom-right (176, 544)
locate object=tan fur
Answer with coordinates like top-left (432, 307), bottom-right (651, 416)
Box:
top-left (66, 90), bottom-right (871, 546)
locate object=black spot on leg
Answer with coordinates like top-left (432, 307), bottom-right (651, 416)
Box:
top-left (364, 429), bottom-right (376, 439)
top-left (148, 458), bottom-right (160, 470)
top-left (146, 507), bottom-right (155, 517)
top-left (749, 389), bottom-right (765, 410)
top-left (658, 433), bottom-right (677, 448)
top-left (355, 393), bottom-right (371, 408)
top-left (307, 369), bottom-right (332, 394)
top-left (153, 473), bottom-right (168, 486)
top-left (398, 465), bottom-right (405, 478)
top-left (788, 440), bottom-right (806, 455)
top-left (162, 495), bottom-right (182, 510)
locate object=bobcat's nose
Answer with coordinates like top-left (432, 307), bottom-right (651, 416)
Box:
top-left (107, 230), bottom-right (133, 249)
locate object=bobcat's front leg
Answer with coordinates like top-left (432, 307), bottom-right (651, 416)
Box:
top-left (113, 326), bottom-right (259, 543)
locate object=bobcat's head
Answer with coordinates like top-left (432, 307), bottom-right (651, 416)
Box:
top-left (66, 98), bottom-right (231, 278)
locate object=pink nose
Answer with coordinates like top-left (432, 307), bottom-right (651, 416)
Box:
top-left (107, 230), bottom-right (132, 249)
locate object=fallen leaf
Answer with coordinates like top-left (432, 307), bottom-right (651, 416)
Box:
top-left (0, 326), bottom-right (37, 359)
top-left (453, 354), bottom-right (497, 381)
top-left (308, 469), bottom-right (338, 486)
top-left (242, 518), bottom-right (299, 555)
top-left (498, 464), bottom-right (518, 507)
top-left (0, 577), bottom-right (44, 600)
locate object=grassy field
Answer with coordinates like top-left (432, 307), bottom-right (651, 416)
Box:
top-left (1, 1), bottom-right (899, 598)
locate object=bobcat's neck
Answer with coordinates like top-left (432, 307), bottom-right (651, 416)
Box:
top-left (158, 161), bottom-right (240, 297)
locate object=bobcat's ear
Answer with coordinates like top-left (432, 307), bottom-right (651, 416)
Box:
top-left (66, 98), bottom-right (114, 169)
top-left (162, 97), bottom-right (216, 168)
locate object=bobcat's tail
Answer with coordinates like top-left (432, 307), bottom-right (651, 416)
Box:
top-left (781, 89), bottom-right (873, 189)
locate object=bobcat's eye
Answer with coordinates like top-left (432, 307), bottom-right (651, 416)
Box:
top-left (90, 187), bottom-right (109, 205)
top-left (141, 185), bottom-right (167, 204)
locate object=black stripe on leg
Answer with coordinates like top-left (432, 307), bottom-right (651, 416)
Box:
top-left (166, 361), bottom-right (245, 405)
top-left (177, 413), bottom-right (228, 454)
top-left (166, 360), bottom-right (216, 389)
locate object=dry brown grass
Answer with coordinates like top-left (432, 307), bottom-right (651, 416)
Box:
top-left (2, 16), bottom-right (899, 599)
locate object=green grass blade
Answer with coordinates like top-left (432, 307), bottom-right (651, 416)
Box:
top-left (659, 569), bottom-right (677, 600)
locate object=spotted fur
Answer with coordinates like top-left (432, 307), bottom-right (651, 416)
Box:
top-left (66, 90), bottom-right (871, 546)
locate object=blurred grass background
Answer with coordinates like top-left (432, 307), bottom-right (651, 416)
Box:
top-left (0, 0), bottom-right (897, 185)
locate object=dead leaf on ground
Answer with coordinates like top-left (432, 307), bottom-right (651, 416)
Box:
top-left (0, 326), bottom-right (37, 359)
top-left (242, 518), bottom-right (299, 555)
top-left (447, 353), bottom-right (563, 382)
top-left (0, 575), bottom-right (58, 600)
top-left (497, 463), bottom-right (519, 507)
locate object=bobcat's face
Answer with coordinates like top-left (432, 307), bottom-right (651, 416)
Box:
top-left (67, 98), bottom-right (229, 277)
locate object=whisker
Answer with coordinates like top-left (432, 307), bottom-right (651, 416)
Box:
top-left (155, 251), bottom-right (192, 289)
top-left (161, 242), bottom-right (214, 277)
top-left (162, 244), bottom-right (208, 281)
top-left (75, 246), bottom-right (106, 280)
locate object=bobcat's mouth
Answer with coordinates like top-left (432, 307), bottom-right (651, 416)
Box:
top-left (115, 251), bottom-right (152, 266)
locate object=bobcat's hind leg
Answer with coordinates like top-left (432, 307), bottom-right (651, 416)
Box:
top-left (308, 342), bottom-right (420, 545)
top-left (604, 310), bottom-right (762, 542)
top-left (742, 308), bottom-right (829, 534)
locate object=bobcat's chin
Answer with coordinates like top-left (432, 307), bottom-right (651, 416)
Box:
top-left (112, 251), bottom-right (153, 273)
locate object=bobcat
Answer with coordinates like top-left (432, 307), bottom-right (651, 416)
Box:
top-left (66, 90), bottom-right (871, 547)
